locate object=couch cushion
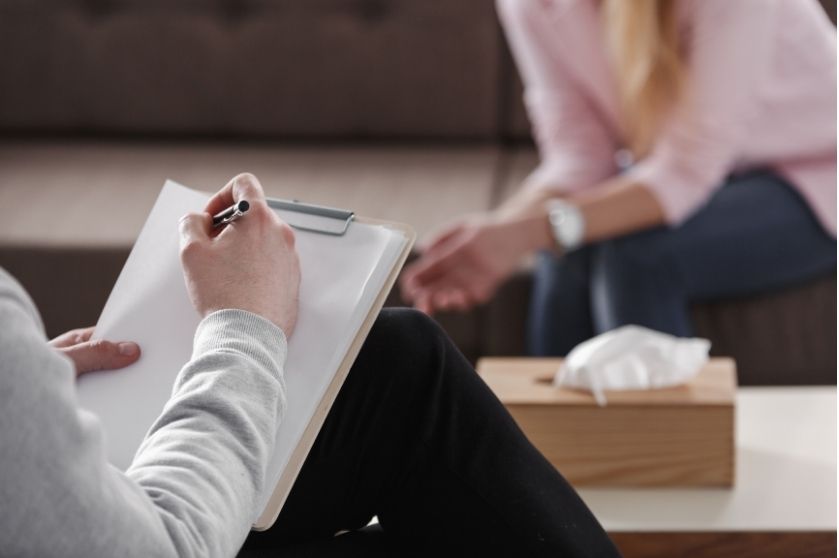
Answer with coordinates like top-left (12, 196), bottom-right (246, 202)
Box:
top-left (0, 141), bottom-right (498, 247)
top-left (691, 276), bottom-right (837, 386)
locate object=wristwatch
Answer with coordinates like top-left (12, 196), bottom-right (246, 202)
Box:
top-left (547, 199), bottom-right (585, 251)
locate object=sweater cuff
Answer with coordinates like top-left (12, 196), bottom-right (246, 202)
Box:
top-left (193, 309), bottom-right (288, 378)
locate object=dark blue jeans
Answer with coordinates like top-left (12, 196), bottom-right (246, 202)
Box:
top-left (529, 169), bottom-right (837, 356)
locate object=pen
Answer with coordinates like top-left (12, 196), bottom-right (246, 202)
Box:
top-left (212, 200), bottom-right (250, 228)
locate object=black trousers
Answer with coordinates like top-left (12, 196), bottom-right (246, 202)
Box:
top-left (239, 309), bottom-right (620, 557)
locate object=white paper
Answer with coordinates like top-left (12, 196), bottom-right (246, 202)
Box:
top-left (77, 180), bottom-right (405, 518)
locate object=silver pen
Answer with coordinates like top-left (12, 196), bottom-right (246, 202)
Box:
top-left (212, 200), bottom-right (250, 228)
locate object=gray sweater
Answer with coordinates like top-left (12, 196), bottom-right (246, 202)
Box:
top-left (0, 268), bottom-right (288, 557)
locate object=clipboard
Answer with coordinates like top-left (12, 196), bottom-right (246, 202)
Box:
top-left (77, 181), bottom-right (415, 532)
top-left (255, 198), bottom-right (415, 530)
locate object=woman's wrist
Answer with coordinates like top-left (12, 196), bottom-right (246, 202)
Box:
top-left (521, 209), bottom-right (557, 251)
top-left (493, 189), bottom-right (558, 252)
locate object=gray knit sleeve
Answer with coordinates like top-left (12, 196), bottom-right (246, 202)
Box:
top-left (0, 267), bottom-right (288, 558)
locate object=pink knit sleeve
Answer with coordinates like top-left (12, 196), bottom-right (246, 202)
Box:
top-left (627, 0), bottom-right (778, 224)
top-left (497, 0), bottom-right (617, 193)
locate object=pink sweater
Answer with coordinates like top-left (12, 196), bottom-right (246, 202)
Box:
top-left (498, 0), bottom-right (837, 235)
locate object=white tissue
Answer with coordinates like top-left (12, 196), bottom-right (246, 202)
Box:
top-left (554, 325), bottom-right (711, 406)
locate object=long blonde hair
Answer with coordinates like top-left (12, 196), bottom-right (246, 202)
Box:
top-left (603, 0), bottom-right (685, 157)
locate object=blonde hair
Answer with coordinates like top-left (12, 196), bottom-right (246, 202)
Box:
top-left (603, 0), bottom-right (685, 157)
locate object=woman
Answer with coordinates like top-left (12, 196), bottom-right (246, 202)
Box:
top-left (0, 174), bottom-right (619, 557)
top-left (402, 0), bottom-right (837, 356)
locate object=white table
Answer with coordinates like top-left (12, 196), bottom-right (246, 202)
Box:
top-left (577, 387), bottom-right (836, 557)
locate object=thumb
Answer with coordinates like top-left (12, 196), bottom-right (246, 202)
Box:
top-left (61, 339), bottom-right (141, 376)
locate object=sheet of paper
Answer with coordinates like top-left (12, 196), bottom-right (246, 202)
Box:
top-left (78, 180), bottom-right (403, 517)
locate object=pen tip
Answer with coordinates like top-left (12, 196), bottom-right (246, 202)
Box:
top-left (238, 200), bottom-right (250, 212)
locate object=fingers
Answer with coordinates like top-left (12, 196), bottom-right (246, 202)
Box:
top-left (401, 245), bottom-right (456, 299)
top-left (418, 222), bottom-right (466, 254)
top-left (436, 289), bottom-right (471, 312)
top-left (413, 287), bottom-right (474, 315)
top-left (401, 221), bottom-right (477, 301)
top-left (205, 173), bottom-right (287, 243)
top-left (405, 244), bottom-right (488, 313)
top-left (404, 242), bottom-right (464, 296)
top-left (179, 212), bottom-right (211, 251)
top-left (48, 326), bottom-right (96, 349)
top-left (401, 250), bottom-right (457, 305)
top-left (413, 290), bottom-right (434, 315)
top-left (399, 262), bottom-right (420, 302)
top-left (205, 173), bottom-right (267, 217)
top-left (61, 339), bottom-right (141, 376)
top-left (403, 246), bottom-right (475, 313)
top-left (401, 226), bottom-right (461, 300)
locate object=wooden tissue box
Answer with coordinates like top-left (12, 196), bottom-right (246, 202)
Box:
top-left (477, 357), bottom-right (736, 487)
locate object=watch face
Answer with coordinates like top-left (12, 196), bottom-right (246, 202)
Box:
top-left (549, 210), bottom-right (566, 228)
top-left (549, 201), bottom-right (584, 250)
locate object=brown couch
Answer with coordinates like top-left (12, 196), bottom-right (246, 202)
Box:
top-left (0, 0), bottom-right (835, 386)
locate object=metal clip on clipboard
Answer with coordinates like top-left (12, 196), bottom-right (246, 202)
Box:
top-left (268, 198), bottom-right (356, 237)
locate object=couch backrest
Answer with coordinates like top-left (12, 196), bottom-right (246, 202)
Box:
top-left (0, 0), bottom-right (507, 139)
top-left (0, 0), bottom-right (834, 140)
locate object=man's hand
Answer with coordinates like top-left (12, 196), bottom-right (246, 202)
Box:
top-left (49, 327), bottom-right (141, 376)
top-left (179, 173), bottom-right (301, 336)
